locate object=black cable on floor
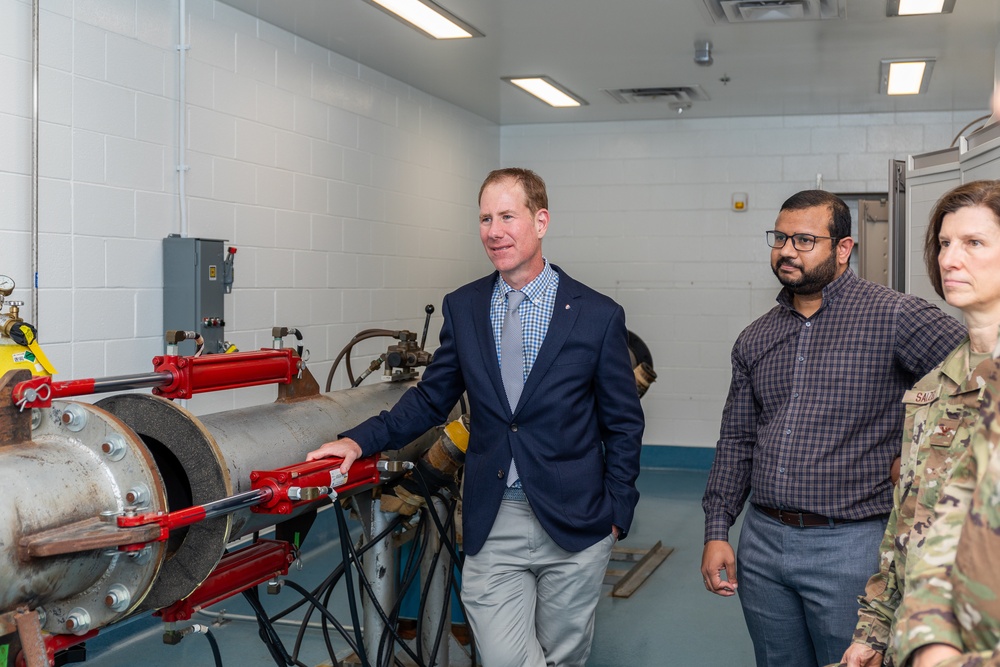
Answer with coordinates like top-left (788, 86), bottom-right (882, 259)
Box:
top-left (411, 467), bottom-right (479, 667)
top-left (243, 586), bottom-right (309, 667)
top-left (414, 497), bottom-right (458, 667)
top-left (275, 511), bottom-right (407, 664)
top-left (428, 550), bottom-right (455, 666)
top-left (282, 579), bottom-right (361, 665)
top-left (378, 517), bottom-right (429, 667)
top-left (334, 500), bottom-right (370, 667)
top-left (338, 506), bottom-right (426, 667)
top-left (288, 563), bottom-right (347, 663)
top-left (264, 494), bottom-right (455, 667)
top-left (203, 627), bottom-right (224, 667)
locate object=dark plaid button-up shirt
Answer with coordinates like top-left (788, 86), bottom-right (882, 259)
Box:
top-left (703, 269), bottom-right (966, 543)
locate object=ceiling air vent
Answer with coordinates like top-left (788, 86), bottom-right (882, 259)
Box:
top-left (700, 0), bottom-right (845, 24)
top-left (604, 86), bottom-right (710, 105)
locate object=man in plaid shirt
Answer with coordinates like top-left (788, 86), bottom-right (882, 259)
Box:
top-left (700, 190), bottom-right (965, 667)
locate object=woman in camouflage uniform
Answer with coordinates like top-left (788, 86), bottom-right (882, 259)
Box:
top-left (837, 180), bottom-right (1000, 667)
top-left (891, 179), bottom-right (1000, 667)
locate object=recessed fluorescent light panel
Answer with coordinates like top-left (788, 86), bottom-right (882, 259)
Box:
top-left (363, 0), bottom-right (483, 39)
top-left (879, 58), bottom-right (936, 95)
top-left (503, 77), bottom-right (587, 108)
top-left (886, 0), bottom-right (956, 16)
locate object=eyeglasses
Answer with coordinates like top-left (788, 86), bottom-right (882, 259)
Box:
top-left (766, 231), bottom-right (840, 252)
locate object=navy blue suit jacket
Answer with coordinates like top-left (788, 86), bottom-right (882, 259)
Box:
top-left (342, 266), bottom-right (644, 556)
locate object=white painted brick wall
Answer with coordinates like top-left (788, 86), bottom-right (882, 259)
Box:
top-left (0, 0), bottom-right (495, 414)
top-left (502, 111), bottom-right (983, 449)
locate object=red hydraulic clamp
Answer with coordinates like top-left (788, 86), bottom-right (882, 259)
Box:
top-left (250, 455), bottom-right (381, 515)
top-left (150, 348), bottom-right (297, 400)
top-left (11, 348), bottom-right (300, 409)
top-left (156, 539), bottom-right (295, 623)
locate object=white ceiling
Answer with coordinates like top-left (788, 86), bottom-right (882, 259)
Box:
top-left (218, 0), bottom-right (1000, 125)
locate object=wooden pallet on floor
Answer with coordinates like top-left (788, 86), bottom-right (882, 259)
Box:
top-left (603, 540), bottom-right (673, 598)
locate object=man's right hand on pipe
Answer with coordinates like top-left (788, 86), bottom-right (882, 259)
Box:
top-left (306, 437), bottom-right (362, 473)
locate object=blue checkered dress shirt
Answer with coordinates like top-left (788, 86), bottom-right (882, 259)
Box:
top-left (702, 269), bottom-right (966, 543)
top-left (491, 260), bottom-right (558, 386)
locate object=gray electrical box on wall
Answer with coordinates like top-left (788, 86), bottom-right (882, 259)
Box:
top-left (163, 235), bottom-right (229, 356)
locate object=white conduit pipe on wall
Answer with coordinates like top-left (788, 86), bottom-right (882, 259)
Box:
top-left (31, 0), bottom-right (39, 326)
top-left (177, 0), bottom-right (189, 237)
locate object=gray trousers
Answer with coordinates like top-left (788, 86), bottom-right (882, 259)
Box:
top-left (737, 505), bottom-right (885, 667)
top-left (461, 499), bottom-right (615, 667)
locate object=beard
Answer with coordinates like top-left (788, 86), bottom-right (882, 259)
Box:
top-left (771, 251), bottom-right (838, 295)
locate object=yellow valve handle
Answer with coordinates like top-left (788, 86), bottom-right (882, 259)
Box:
top-left (14, 323), bottom-right (57, 375)
top-left (26, 340), bottom-right (57, 375)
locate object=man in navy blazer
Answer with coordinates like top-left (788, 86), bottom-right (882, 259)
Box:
top-left (308, 168), bottom-right (644, 667)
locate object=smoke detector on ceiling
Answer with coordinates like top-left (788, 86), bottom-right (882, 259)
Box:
top-left (701, 0), bottom-right (845, 23)
top-left (694, 40), bottom-right (713, 66)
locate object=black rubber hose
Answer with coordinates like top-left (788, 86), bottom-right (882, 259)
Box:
top-left (282, 579), bottom-right (360, 663)
top-left (203, 627), bottom-right (224, 667)
top-left (325, 330), bottom-right (397, 391)
top-left (242, 587), bottom-right (309, 667)
top-left (337, 507), bottom-right (425, 666)
top-left (334, 501), bottom-right (370, 666)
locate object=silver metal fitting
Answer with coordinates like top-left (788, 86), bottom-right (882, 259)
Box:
top-left (105, 584), bottom-right (131, 611)
top-left (58, 404), bottom-right (88, 432)
top-left (65, 607), bottom-right (92, 634)
top-left (124, 484), bottom-right (150, 507)
top-left (289, 486), bottom-right (332, 501)
top-left (101, 435), bottom-right (127, 461)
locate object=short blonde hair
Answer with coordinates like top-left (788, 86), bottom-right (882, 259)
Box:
top-left (478, 168), bottom-right (548, 214)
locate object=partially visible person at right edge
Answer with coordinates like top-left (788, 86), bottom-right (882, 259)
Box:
top-left (883, 178), bottom-right (1000, 667)
top-left (836, 180), bottom-right (1000, 667)
top-left (701, 190), bottom-right (966, 667)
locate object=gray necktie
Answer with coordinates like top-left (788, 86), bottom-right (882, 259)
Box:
top-left (501, 290), bottom-right (525, 486)
top-left (501, 290), bottom-right (525, 412)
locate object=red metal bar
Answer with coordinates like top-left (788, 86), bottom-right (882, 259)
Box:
top-left (116, 506), bottom-right (205, 533)
top-left (11, 376), bottom-right (96, 410)
top-left (152, 349), bottom-right (297, 399)
top-left (250, 455), bottom-right (382, 514)
top-left (155, 540), bottom-right (295, 623)
top-left (116, 489), bottom-right (272, 546)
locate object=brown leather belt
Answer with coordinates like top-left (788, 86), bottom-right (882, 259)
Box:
top-left (755, 505), bottom-right (843, 528)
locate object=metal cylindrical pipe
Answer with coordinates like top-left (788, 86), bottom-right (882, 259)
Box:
top-left (420, 496), bottom-right (451, 667)
top-left (361, 497), bottom-right (397, 664)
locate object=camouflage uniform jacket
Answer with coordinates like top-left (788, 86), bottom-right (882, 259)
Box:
top-left (851, 339), bottom-right (980, 665)
top-left (893, 355), bottom-right (1000, 667)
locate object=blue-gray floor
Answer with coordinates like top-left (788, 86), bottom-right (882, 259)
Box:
top-left (77, 469), bottom-right (755, 666)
